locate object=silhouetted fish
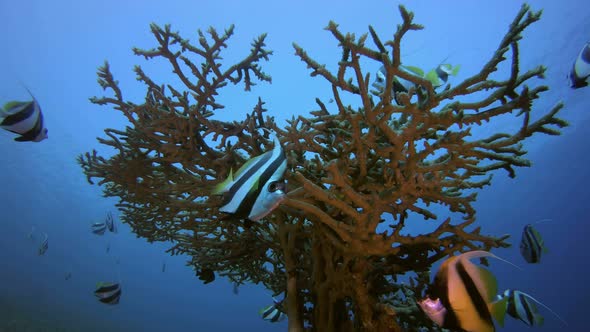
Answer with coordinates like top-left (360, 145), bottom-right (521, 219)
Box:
top-left (38, 233), bottom-right (48, 255)
top-left (198, 268), bottom-right (215, 284)
top-left (94, 282), bottom-right (122, 305)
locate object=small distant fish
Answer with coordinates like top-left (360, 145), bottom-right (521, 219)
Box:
top-left (106, 242), bottom-right (111, 253)
top-left (497, 289), bottom-right (567, 327)
top-left (0, 88), bottom-right (48, 142)
top-left (212, 130), bottom-right (287, 221)
top-left (105, 211), bottom-right (117, 233)
top-left (94, 282), bottom-right (122, 305)
top-left (65, 271), bottom-right (72, 281)
top-left (425, 63), bottom-right (460, 88)
top-left (418, 250), bottom-right (516, 332)
top-left (232, 283), bottom-right (239, 295)
top-left (27, 226), bottom-right (36, 240)
top-left (520, 223), bottom-right (547, 263)
top-left (372, 63), bottom-right (459, 104)
top-left (91, 212), bottom-right (117, 235)
top-left (38, 233), bottom-right (48, 255)
top-left (197, 268), bottom-right (215, 284)
top-left (162, 262), bottom-right (166, 273)
top-left (91, 221), bottom-right (107, 235)
top-left (570, 42), bottom-right (590, 89)
top-left (259, 298), bottom-right (286, 323)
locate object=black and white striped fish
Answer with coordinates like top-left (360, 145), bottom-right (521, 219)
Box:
top-left (497, 289), bottom-right (567, 327)
top-left (94, 282), bottom-right (122, 305)
top-left (570, 42), bottom-right (590, 89)
top-left (105, 211), bottom-right (116, 233)
top-left (38, 233), bottom-right (48, 255)
top-left (91, 212), bottom-right (117, 235)
top-left (91, 222), bottom-right (107, 235)
top-left (213, 131), bottom-right (287, 221)
top-left (520, 224), bottom-right (547, 263)
top-left (418, 251), bottom-right (513, 332)
top-left (259, 298), bottom-right (286, 323)
top-left (0, 89), bottom-right (48, 142)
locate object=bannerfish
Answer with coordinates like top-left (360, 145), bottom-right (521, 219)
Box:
top-left (91, 222), bottom-right (107, 235)
top-left (162, 262), bottom-right (166, 273)
top-left (418, 250), bottom-right (511, 332)
top-left (213, 131), bottom-right (287, 221)
top-left (259, 298), bottom-right (286, 323)
top-left (0, 89), bottom-right (48, 142)
top-left (198, 268), bottom-right (215, 284)
top-left (372, 63), bottom-right (459, 104)
top-left (425, 63), bottom-right (460, 88)
top-left (105, 211), bottom-right (117, 233)
top-left (570, 42), bottom-right (590, 89)
top-left (520, 224), bottom-right (547, 263)
top-left (38, 233), bottom-right (48, 255)
top-left (65, 271), bottom-right (72, 281)
top-left (497, 289), bottom-right (567, 327)
top-left (94, 282), bottom-right (122, 305)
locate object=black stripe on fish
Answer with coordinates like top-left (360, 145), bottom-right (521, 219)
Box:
top-left (0, 101), bottom-right (35, 126)
top-left (99, 288), bottom-right (122, 305)
top-left (519, 292), bottom-right (536, 326)
top-left (92, 223), bottom-right (107, 235)
top-left (234, 152), bottom-right (286, 219)
top-left (14, 108), bottom-right (44, 142)
top-left (455, 259), bottom-right (494, 327)
top-left (520, 225), bottom-right (542, 263)
top-left (430, 262), bottom-right (459, 328)
top-left (222, 152), bottom-right (273, 207)
top-left (95, 283), bottom-right (120, 294)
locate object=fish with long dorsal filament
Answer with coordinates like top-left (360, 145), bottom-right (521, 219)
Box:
top-left (213, 129), bottom-right (287, 222)
top-left (0, 87), bottom-right (48, 142)
top-left (418, 250), bottom-right (520, 332)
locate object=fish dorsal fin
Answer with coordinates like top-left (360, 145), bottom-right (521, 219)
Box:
top-left (517, 291), bottom-right (568, 327)
top-left (489, 296), bottom-right (508, 327)
top-left (460, 250), bottom-right (522, 271)
top-left (402, 65), bottom-right (425, 77)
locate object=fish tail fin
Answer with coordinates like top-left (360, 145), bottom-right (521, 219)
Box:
top-left (488, 296), bottom-right (508, 327)
top-left (534, 313), bottom-right (544, 326)
top-left (519, 291), bottom-right (568, 326)
top-left (212, 168), bottom-right (233, 195)
top-left (451, 64), bottom-right (460, 76)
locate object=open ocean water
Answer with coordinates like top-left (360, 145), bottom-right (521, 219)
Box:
top-left (0, 0), bottom-right (588, 331)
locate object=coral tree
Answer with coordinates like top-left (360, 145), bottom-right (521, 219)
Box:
top-left (78, 4), bottom-right (567, 331)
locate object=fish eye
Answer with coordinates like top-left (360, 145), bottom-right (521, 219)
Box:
top-left (267, 181), bottom-right (285, 193)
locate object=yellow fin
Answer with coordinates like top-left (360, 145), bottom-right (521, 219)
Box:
top-left (212, 168), bottom-right (233, 194)
top-left (425, 70), bottom-right (441, 86)
top-left (488, 296), bottom-right (507, 327)
top-left (402, 65), bottom-right (425, 77)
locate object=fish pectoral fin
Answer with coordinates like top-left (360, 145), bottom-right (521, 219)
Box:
top-left (488, 296), bottom-right (508, 327)
top-left (534, 313), bottom-right (545, 326)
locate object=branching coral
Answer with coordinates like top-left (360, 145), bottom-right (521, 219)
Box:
top-left (78, 4), bottom-right (567, 331)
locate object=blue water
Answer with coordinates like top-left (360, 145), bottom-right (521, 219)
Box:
top-left (0, 0), bottom-right (588, 331)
